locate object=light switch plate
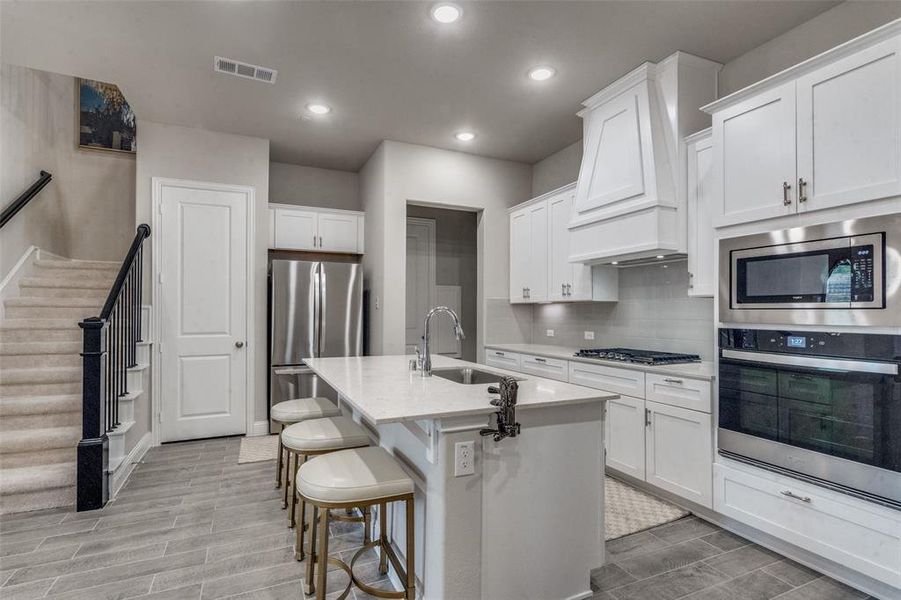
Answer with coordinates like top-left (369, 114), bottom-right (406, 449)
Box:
top-left (546, 329), bottom-right (555, 337)
top-left (454, 441), bottom-right (475, 476)
top-left (584, 331), bottom-right (595, 340)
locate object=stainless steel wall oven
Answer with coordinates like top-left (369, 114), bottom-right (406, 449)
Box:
top-left (719, 214), bottom-right (901, 327)
top-left (718, 328), bottom-right (900, 507)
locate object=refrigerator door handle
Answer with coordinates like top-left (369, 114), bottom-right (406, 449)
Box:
top-left (313, 264), bottom-right (322, 358)
top-left (318, 263), bottom-right (327, 357)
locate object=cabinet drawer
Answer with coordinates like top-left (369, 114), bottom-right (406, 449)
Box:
top-left (645, 373), bottom-right (711, 413)
top-left (714, 462), bottom-right (901, 587)
top-left (484, 349), bottom-right (521, 371)
top-left (519, 354), bottom-right (568, 382)
top-left (569, 361), bottom-right (645, 397)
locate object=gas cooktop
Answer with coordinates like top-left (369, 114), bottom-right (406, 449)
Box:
top-left (574, 348), bottom-right (702, 365)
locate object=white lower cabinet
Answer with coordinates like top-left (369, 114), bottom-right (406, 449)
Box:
top-left (715, 461), bottom-right (901, 588)
top-left (519, 353), bottom-right (568, 382)
top-left (605, 395), bottom-right (646, 480)
top-left (484, 349), bottom-right (521, 371)
top-left (646, 401), bottom-right (712, 507)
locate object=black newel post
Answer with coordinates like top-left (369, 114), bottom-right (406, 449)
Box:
top-left (77, 317), bottom-right (109, 511)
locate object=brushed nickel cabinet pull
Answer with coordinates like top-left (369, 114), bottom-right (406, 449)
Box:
top-left (783, 181), bottom-right (792, 206)
top-left (798, 178), bottom-right (808, 203)
top-left (781, 490), bottom-right (811, 503)
top-left (313, 235), bottom-right (317, 247)
top-left (645, 408), bottom-right (652, 427)
top-left (534, 357), bottom-right (546, 363)
top-left (663, 378), bottom-right (683, 384)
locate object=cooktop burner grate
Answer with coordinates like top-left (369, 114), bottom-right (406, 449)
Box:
top-left (574, 348), bottom-right (702, 365)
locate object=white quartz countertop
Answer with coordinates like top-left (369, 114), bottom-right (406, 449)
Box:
top-left (304, 354), bottom-right (617, 425)
top-left (485, 343), bottom-right (717, 381)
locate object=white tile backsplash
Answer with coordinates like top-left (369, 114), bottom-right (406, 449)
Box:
top-left (485, 261), bottom-right (716, 360)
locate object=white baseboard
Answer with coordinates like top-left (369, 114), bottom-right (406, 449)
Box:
top-left (251, 420), bottom-right (271, 436)
top-left (0, 245), bottom-right (39, 321)
top-left (109, 431), bottom-right (152, 498)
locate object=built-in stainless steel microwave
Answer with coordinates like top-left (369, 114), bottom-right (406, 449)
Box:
top-left (719, 214), bottom-right (901, 327)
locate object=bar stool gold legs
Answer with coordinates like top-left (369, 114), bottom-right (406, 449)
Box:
top-left (303, 496), bottom-right (415, 600)
top-left (275, 423), bottom-right (285, 489)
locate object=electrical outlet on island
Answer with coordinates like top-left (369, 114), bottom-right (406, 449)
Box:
top-left (546, 329), bottom-right (555, 337)
top-left (584, 331), bottom-right (595, 341)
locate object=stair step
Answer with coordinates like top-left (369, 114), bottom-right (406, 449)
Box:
top-left (0, 321), bottom-right (81, 344)
top-left (4, 305), bottom-right (101, 320)
top-left (0, 411), bottom-right (80, 432)
top-left (0, 447), bottom-right (75, 470)
top-left (30, 269), bottom-right (115, 283)
top-left (5, 297), bottom-right (103, 309)
top-left (0, 367), bottom-right (81, 385)
top-left (0, 427), bottom-right (81, 454)
top-left (0, 353), bottom-right (80, 369)
top-left (34, 259), bottom-right (119, 271)
top-left (0, 319), bottom-right (81, 330)
top-left (0, 394), bottom-right (80, 416)
top-left (0, 463), bottom-right (76, 495)
top-left (19, 277), bottom-right (111, 291)
top-left (17, 284), bottom-right (107, 299)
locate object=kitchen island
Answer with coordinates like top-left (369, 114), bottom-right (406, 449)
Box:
top-left (304, 354), bottom-right (617, 600)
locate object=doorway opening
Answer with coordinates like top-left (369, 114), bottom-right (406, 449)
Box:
top-left (405, 205), bottom-right (478, 362)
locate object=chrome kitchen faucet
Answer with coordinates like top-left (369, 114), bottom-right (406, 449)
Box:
top-left (417, 306), bottom-right (465, 376)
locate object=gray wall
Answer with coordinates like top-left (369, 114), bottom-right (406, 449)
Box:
top-left (136, 120), bottom-right (271, 428)
top-left (269, 161), bottom-right (360, 211)
top-left (406, 205), bottom-right (478, 362)
top-left (1, 64), bottom-right (135, 277)
top-left (361, 140), bottom-right (532, 358)
top-left (530, 140), bottom-right (582, 198)
top-left (485, 262), bottom-right (715, 361)
top-left (718, 1), bottom-right (901, 96)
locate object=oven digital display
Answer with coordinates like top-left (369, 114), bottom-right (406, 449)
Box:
top-left (786, 336), bottom-right (806, 348)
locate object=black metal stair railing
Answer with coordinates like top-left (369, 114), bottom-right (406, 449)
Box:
top-left (77, 224), bottom-right (150, 511)
top-left (0, 171), bottom-right (52, 229)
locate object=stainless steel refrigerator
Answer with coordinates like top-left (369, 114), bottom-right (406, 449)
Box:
top-left (269, 260), bottom-right (363, 432)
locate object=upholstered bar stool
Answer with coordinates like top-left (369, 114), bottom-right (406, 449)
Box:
top-left (298, 446), bottom-right (415, 600)
top-left (271, 397), bottom-right (340, 496)
top-left (281, 416), bottom-right (371, 545)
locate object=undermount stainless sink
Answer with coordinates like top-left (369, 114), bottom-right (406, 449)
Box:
top-left (430, 367), bottom-right (520, 385)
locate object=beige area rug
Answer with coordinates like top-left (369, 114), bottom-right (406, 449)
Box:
top-left (605, 476), bottom-right (689, 540)
top-left (239, 436), bottom-right (687, 539)
top-left (238, 434), bottom-right (279, 463)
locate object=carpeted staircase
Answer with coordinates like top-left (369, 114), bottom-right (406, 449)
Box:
top-left (0, 257), bottom-right (117, 514)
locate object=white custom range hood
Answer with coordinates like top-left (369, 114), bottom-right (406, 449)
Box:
top-left (569, 52), bottom-right (721, 265)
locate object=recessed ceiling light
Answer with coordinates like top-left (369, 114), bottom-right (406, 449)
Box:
top-left (656, 255), bottom-right (665, 259)
top-left (431, 3), bottom-right (462, 24)
top-left (455, 131), bottom-right (475, 142)
top-left (528, 66), bottom-right (556, 81)
top-left (611, 261), bottom-right (619, 265)
top-left (306, 103), bottom-right (331, 115)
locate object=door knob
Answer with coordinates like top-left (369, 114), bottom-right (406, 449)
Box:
top-left (235, 341), bottom-right (245, 348)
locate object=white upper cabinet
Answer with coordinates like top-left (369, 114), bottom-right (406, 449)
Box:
top-left (273, 208), bottom-right (318, 251)
top-left (548, 189), bottom-right (593, 301)
top-left (685, 129), bottom-right (715, 297)
top-left (317, 212), bottom-right (359, 253)
top-left (509, 183), bottom-right (617, 304)
top-left (704, 22), bottom-right (901, 227)
top-left (270, 204), bottom-right (364, 254)
top-left (509, 201), bottom-right (548, 303)
top-left (796, 36), bottom-right (901, 212)
top-left (569, 52), bottom-right (721, 265)
top-left (712, 83), bottom-right (797, 227)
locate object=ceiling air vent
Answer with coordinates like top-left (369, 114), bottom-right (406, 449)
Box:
top-left (214, 56), bottom-right (278, 85)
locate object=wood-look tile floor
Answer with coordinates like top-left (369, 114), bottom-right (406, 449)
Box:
top-left (594, 516), bottom-right (878, 600)
top-left (0, 437), bottom-right (880, 600)
top-left (0, 437), bottom-right (391, 600)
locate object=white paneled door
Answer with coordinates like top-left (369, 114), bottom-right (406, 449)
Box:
top-left (158, 180), bottom-right (250, 442)
top-left (405, 217), bottom-right (436, 352)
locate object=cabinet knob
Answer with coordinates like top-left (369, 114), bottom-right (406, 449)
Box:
top-left (235, 341), bottom-right (244, 348)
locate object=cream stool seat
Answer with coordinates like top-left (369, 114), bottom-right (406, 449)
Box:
top-left (271, 397), bottom-right (339, 423)
top-left (298, 446), bottom-right (413, 504)
top-left (299, 447), bottom-right (416, 600)
top-left (272, 397), bottom-right (340, 494)
top-left (282, 416), bottom-right (370, 452)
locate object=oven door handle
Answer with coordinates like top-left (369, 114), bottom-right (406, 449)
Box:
top-left (721, 349), bottom-right (898, 375)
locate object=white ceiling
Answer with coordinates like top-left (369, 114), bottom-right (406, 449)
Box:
top-left (1, 1), bottom-right (840, 171)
